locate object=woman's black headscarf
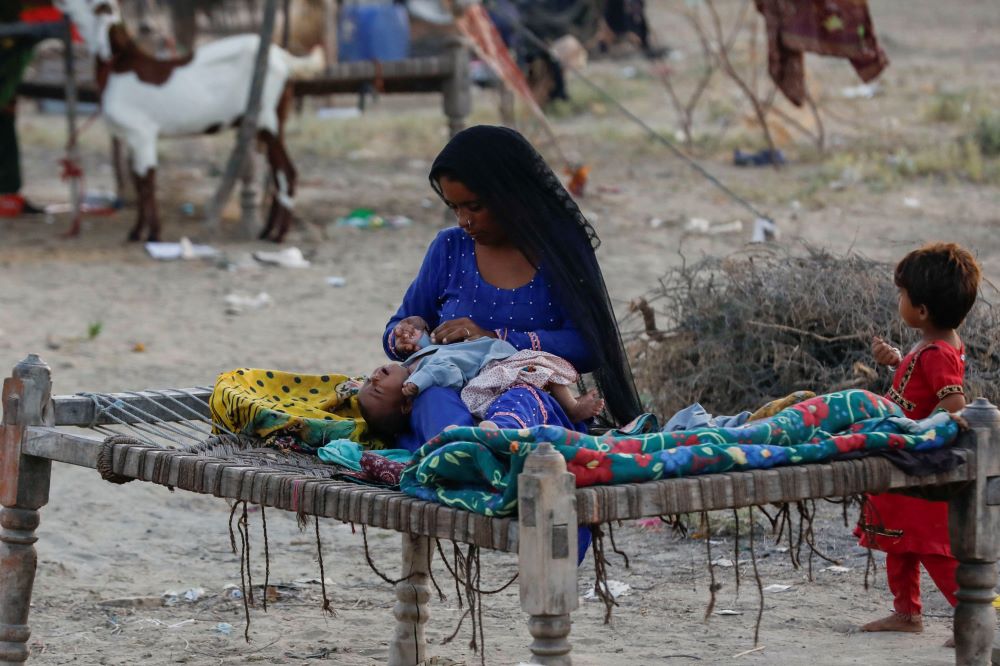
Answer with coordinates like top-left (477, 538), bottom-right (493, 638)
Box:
top-left (429, 125), bottom-right (641, 425)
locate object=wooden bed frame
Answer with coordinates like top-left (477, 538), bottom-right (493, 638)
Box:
top-left (2, 354), bottom-right (999, 665)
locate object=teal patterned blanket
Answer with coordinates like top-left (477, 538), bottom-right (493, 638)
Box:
top-left (399, 390), bottom-right (960, 517)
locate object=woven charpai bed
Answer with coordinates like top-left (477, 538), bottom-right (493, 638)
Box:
top-left (2, 354), bottom-right (1000, 665)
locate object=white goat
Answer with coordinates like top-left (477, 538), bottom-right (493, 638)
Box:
top-left (54, 0), bottom-right (322, 241)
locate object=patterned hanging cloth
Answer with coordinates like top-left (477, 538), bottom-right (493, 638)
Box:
top-left (754, 0), bottom-right (889, 106)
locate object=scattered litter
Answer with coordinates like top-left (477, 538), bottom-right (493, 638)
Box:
top-left (335, 208), bottom-right (413, 230)
top-left (253, 246), bottom-right (310, 269)
top-left (762, 584), bottom-right (792, 593)
top-left (225, 292), bottom-right (273, 314)
top-left (733, 645), bottom-right (766, 658)
top-left (708, 220), bottom-right (743, 235)
top-left (621, 65), bottom-right (639, 79)
top-left (420, 197), bottom-right (435, 209)
top-left (326, 276), bottom-right (347, 287)
top-left (131, 342), bottom-right (146, 353)
top-left (733, 148), bottom-right (786, 167)
top-left (145, 238), bottom-right (219, 261)
top-left (772, 546), bottom-right (789, 553)
top-left (294, 577), bottom-right (336, 586)
top-left (649, 217), bottom-right (665, 229)
top-left (830, 166), bottom-right (862, 190)
top-left (823, 565), bottom-right (852, 574)
top-left (316, 106), bottom-right (362, 120)
top-left (903, 197), bottom-right (921, 209)
top-left (161, 587), bottom-right (205, 606)
top-left (840, 83), bottom-right (880, 99)
top-left (214, 622), bottom-right (233, 636)
top-left (711, 558), bottom-right (735, 568)
top-left (44, 191), bottom-right (122, 216)
top-left (179, 202), bottom-right (196, 216)
top-left (636, 517), bottom-right (662, 529)
top-left (751, 217), bottom-right (778, 243)
top-left (684, 217), bottom-right (710, 233)
top-left (583, 580), bottom-right (630, 601)
top-left (685, 218), bottom-right (744, 236)
top-left (98, 596), bottom-right (163, 609)
top-left (168, 619), bottom-right (196, 630)
top-left (222, 584), bottom-right (243, 601)
top-left (597, 184), bottom-right (624, 194)
top-left (715, 609), bottom-right (743, 616)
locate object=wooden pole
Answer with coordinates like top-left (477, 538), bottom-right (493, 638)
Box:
top-left (441, 35), bottom-right (470, 137)
top-left (518, 442), bottom-right (578, 665)
top-left (61, 17), bottom-right (81, 233)
top-left (949, 398), bottom-right (1000, 665)
top-left (0, 355), bottom-right (54, 664)
top-left (388, 533), bottom-right (431, 666)
top-left (204, 0), bottom-right (279, 235)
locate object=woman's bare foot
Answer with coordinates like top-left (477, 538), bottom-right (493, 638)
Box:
top-left (860, 612), bottom-right (923, 633)
top-left (566, 389), bottom-right (605, 422)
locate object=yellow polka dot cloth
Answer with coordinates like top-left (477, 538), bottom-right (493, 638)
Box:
top-left (210, 368), bottom-right (383, 451)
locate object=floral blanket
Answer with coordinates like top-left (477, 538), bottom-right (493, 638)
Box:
top-left (400, 390), bottom-right (960, 517)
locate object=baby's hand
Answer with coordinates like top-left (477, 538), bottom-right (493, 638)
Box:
top-left (393, 317), bottom-right (429, 356)
top-left (402, 382), bottom-right (419, 397)
top-left (871, 336), bottom-right (902, 367)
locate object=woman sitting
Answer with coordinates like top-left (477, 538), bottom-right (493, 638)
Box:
top-left (379, 124), bottom-right (640, 449)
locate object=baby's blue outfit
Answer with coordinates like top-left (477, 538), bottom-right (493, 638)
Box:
top-left (403, 335), bottom-right (517, 394)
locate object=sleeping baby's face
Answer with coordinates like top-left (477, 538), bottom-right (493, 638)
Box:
top-left (358, 364), bottom-right (413, 435)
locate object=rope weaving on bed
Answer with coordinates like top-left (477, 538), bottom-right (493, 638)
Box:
top-left (210, 368), bottom-right (383, 452)
top-left (401, 390), bottom-right (963, 516)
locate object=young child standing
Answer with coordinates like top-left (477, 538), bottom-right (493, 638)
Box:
top-left (857, 242), bottom-right (981, 642)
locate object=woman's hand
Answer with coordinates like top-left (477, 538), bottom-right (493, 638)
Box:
top-left (872, 336), bottom-right (903, 367)
top-left (431, 317), bottom-right (496, 345)
top-left (393, 316), bottom-right (429, 356)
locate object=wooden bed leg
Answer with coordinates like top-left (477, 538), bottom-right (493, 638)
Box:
top-left (0, 356), bottom-right (54, 664)
top-left (388, 532), bottom-right (431, 666)
top-left (442, 34), bottom-right (471, 138)
top-left (949, 399), bottom-right (1000, 666)
top-left (519, 442), bottom-right (578, 666)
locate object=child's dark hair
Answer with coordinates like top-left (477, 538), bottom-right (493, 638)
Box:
top-left (894, 242), bottom-right (981, 329)
top-left (358, 399), bottom-right (408, 439)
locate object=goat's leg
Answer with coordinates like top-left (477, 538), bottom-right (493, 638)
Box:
top-left (124, 132), bottom-right (160, 242)
top-left (259, 130), bottom-right (297, 243)
top-left (129, 168), bottom-right (160, 242)
top-left (128, 168), bottom-right (149, 242)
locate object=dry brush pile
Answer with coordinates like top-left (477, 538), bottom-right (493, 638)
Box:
top-left (625, 246), bottom-right (1000, 418)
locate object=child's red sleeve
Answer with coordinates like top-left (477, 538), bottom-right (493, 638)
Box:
top-left (919, 346), bottom-right (965, 401)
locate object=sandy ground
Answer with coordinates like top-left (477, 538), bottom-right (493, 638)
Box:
top-left (2, 0), bottom-right (1000, 663)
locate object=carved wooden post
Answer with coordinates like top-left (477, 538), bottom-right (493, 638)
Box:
top-left (0, 355), bottom-right (54, 664)
top-left (442, 35), bottom-right (471, 137)
top-left (518, 442), bottom-right (578, 665)
top-left (949, 398), bottom-right (1000, 666)
top-left (388, 533), bottom-right (431, 666)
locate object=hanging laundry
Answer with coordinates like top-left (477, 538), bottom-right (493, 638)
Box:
top-left (754, 0), bottom-right (889, 106)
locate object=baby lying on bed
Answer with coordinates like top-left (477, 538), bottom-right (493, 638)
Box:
top-left (358, 333), bottom-right (604, 437)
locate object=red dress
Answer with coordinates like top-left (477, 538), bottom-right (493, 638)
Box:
top-left (857, 341), bottom-right (965, 556)
top-left (856, 341), bottom-right (965, 615)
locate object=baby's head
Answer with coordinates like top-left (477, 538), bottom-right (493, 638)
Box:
top-left (358, 363), bottom-right (413, 438)
top-left (894, 242), bottom-right (981, 331)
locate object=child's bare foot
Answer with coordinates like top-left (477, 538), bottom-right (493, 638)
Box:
top-left (478, 420), bottom-right (499, 430)
top-left (860, 612), bottom-right (923, 633)
top-left (566, 389), bottom-right (605, 422)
